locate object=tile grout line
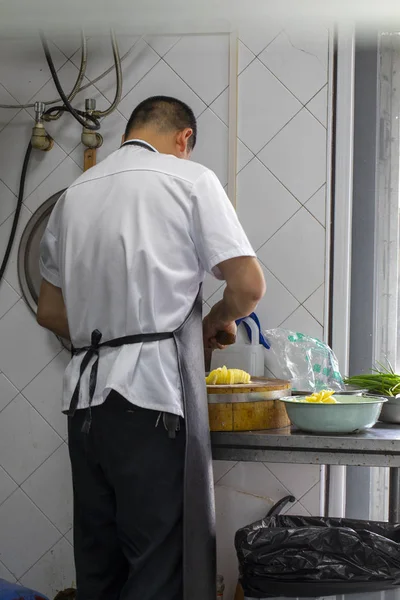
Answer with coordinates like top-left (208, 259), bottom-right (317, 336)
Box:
top-left (0, 290), bottom-right (21, 323)
top-left (23, 153), bottom-right (72, 207)
top-left (18, 484), bottom-right (69, 538)
top-left (214, 461), bottom-right (239, 485)
top-left (17, 534), bottom-right (65, 583)
top-left (239, 28), bottom-right (283, 62)
top-left (0, 433), bottom-right (65, 500)
top-left (19, 388), bottom-right (67, 443)
top-left (245, 154), bottom-right (304, 211)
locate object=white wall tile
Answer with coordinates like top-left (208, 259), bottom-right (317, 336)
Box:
top-left (70, 36), bottom-right (159, 104)
top-left (266, 462), bottom-right (320, 501)
top-left (239, 24), bottom-right (282, 57)
top-left (237, 140), bottom-right (253, 173)
top-left (191, 109), bottom-right (228, 186)
top-left (306, 184), bottom-right (326, 226)
top-left (98, 39), bottom-right (160, 103)
top-left (145, 35), bottom-right (181, 57)
top-left (20, 537), bottom-right (76, 598)
top-left (24, 156), bottom-right (82, 214)
top-left (65, 528), bottom-right (73, 545)
top-left (281, 305), bottom-right (324, 340)
top-left (215, 484), bottom-right (273, 600)
top-left (259, 108), bottom-right (327, 204)
top-left (304, 284), bottom-right (325, 326)
top-left (0, 300), bottom-right (61, 390)
top-left (0, 38), bottom-right (66, 104)
top-left (0, 280), bottom-right (19, 320)
top-left (0, 395), bottom-right (62, 484)
top-left (23, 350), bottom-right (70, 440)
top-left (258, 208), bottom-right (325, 303)
top-left (0, 179), bottom-right (17, 227)
top-left (259, 29), bottom-right (328, 104)
top-left (0, 372), bottom-right (19, 412)
top-left (238, 59), bottom-right (301, 154)
top-left (283, 499), bottom-right (311, 517)
top-left (238, 41), bottom-right (255, 75)
top-left (0, 559), bottom-right (17, 583)
top-left (0, 466), bottom-right (17, 506)
top-left (22, 443), bottom-right (72, 534)
top-left (0, 84), bottom-right (20, 133)
top-left (219, 461), bottom-right (289, 500)
top-left (237, 157), bottom-right (300, 250)
top-left (213, 460), bottom-right (237, 484)
top-left (255, 264), bottom-right (299, 329)
top-left (209, 87), bottom-right (228, 126)
top-left (164, 35), bottom-right (229, 105)
top-left (51, 33), bottom-right (83, 59)
top-left (307, 84), bottom-right (328, 127)
top-left (0, 206), bottom-right (32, 295)
top-left (118, 60), bottom-right (206, 120)
top-left (0, 488), bottom-right (61, 578)
top-left (300, 482), bottom-right (321, 515)
top-left (0, 111), bottom-right (67, 197)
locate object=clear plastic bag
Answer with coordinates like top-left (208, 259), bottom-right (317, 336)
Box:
top-left (263, 328), bottom-right (344, 392)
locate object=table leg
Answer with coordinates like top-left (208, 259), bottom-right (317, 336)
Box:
top-left (389, 467), bottom-right (400, 523)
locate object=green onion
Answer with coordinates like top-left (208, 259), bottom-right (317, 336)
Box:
top-left (345, 362), bottom-right (400, 396)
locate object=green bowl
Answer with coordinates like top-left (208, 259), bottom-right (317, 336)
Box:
top-left (280, 395), bottom-right (387, 434)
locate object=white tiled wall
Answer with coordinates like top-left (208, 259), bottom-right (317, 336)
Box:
top-left (0, 28), bottom-right (330, 598)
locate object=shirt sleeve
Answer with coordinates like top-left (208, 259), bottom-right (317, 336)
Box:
top-left (191, 170), bottom-right (256, 279)
top-left (39, 194), bottom-right (65, 288)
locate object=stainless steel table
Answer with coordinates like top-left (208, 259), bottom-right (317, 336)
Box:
top-left (211, 422), bottom-right (400, 522)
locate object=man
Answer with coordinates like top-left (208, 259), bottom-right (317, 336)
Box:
top-left (37, 96), bottom-right (265, 600)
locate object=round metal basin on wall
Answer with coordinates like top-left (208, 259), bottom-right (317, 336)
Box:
top-left (18, 189), bottom-right (70, 350)
top-left (18, 189), bottom-right (65, 313)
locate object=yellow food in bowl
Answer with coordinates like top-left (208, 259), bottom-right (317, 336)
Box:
top-left (304, 390), bottom-right (337, 404)
top-left (205, 366), bottom-right (251, 385)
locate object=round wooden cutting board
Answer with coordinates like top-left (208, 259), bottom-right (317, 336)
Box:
top-left (207, 377), bottom-right (291, 432)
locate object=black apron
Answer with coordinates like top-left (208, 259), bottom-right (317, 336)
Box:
top-left (65, 139), bottom-right (216, 600)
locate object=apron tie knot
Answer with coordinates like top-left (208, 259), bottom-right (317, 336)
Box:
top-left (91, 329), bottom-right (102, 349)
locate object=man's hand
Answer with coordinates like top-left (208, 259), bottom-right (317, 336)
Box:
top-left (37, 280), bottom-right (70, 340)
top-left (203, 256), bottom-right (266, 350)
top-left (203, 305), bottom-right (237, 350)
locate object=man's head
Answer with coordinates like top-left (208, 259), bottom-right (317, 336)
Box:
top-left (123, 96), bottom-right (197, 159)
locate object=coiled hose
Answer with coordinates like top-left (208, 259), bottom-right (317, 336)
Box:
top-left (45, 31), bottom-right (88, 122)
top-left (92, 29), bottom-right (122, 118)
top-left (40, 32), bottom-right (100, 130)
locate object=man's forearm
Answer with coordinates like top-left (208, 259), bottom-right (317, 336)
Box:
top-left (209, 285), bottom-right (260, 326)
top-left (38, 312), bottom-right (71, 341)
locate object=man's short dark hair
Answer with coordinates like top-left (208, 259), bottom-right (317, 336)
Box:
top-left (124, 96), bottom-right (197, 150)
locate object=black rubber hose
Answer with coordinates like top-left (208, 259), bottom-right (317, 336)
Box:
top-left (0, 141), bottom-right (32, 284)
top-left (40, 32), bottom-right (100, 131)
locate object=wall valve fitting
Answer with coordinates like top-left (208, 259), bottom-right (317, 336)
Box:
top-left (81, 99), bottom-right (103, 149)
top-left (31, 102), bottom-right (54, 151)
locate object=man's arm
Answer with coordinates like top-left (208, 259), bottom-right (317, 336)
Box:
top-left (203, 256), bottom-right (266, 349)
top-left (37, 279), bottom-right (70, 341)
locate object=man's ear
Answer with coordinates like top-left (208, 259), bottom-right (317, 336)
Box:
top-left (121, 134), bottom-right (125, 145)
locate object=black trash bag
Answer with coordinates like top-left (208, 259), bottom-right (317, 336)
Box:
top-left (235, 496), bottom-right (400, 598)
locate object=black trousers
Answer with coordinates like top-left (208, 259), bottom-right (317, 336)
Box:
top-left (68, 391), bottom-right (186, 600)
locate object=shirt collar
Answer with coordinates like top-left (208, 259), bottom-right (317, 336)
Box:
top-left (121, 138), bottom-right (159, 153)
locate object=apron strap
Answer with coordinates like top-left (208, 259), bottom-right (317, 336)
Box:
top-left (65, 328), bottom-right (174, 420)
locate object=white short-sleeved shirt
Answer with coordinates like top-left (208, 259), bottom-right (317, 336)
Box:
top-left (39, 140), bottom-right (256, 416)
